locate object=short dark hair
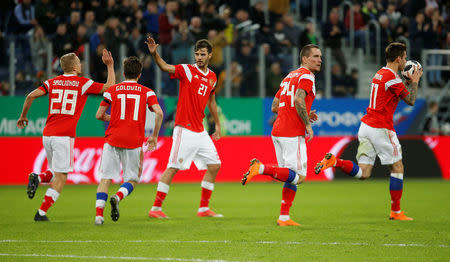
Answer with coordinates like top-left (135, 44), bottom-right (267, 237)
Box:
top-left (385, 42), bottom-right (406, 62)
top-left (195, 39), bottom-right (213, 53)
top-left (123, 56), bottom-right (142, 79)
top-left (299, 44), bottom-right (320, 64)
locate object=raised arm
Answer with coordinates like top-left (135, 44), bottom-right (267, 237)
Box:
top-left (146, 104), bottom-right (164, 151)
top-left (101, 49), bottom-right (115, 92)
top-left (207, 94), bottom-right (222, 140)
top-left (145, 36), bottom-right (176, 74)
top-left (17, 88), bottom-right (46, 128)
top-left (294, 89), bottom-right (313, 142)
top-left (95, 104), bottom-right (110, 122)
top-left (402, 66), bottom-right (423, 106)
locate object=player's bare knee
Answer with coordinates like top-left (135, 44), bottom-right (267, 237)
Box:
top-left (390, 161), bottom-right (404, 173)
top-left (207, 164), bottom-right (221, 174)
top-left (296, 175), bottom-right (306, 185)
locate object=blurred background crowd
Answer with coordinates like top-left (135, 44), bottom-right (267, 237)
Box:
top-left (0, 0), bottom-right (448, 98)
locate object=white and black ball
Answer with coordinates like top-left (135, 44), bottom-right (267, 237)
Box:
top-left (402, 60), bottom-right (422, 81)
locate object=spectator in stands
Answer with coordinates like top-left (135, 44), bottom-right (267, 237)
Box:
top-left (331, 63), bottom-right (348, 97)
top-left (422, 101), bottom-right (440, 135)
top-left (250, 1), bottom-right (266, 27)
top-left (236, 43), bottom-right (257, 96)
top-left (52, 24), bottom-right (72, 58)
top-left (216, 61), bottom-right (243, 96)
top-left (323, 8), bottom-right (347, 75)
top-left (67, 11), bottom-right (81, 40)
top-left (282, 14), bottom-right (301, 47)
top-left (143, 1), bottom-right (161, 40)
top-left (261, 43), bottom-right (279, 69)
top-left (345, 2), bottom-right (367, 49)
top-left (128, 27), bottom-right (146, 58)
top-left (171, 20), bottom-right (194, 63)
top-left (273, 20), bottom-right (291, 49)
top-left (385, 3), bottom-right (401, 28)
top-left (90, 43), bottom-right (108, 83)
top-left (256, 24), bottom-right (280, 55)
top-left (35, 0), bottom-right (56, 35)
top-left (220, 6), bottom-right (234, 44)
top-left (29, 25), bottom-right (48, 74)
top-left (188, 16), bottom-right (205, 42)
top-left (346, 68), bottom-right (359, 97)
top-left (138, 55), bottom-right (155, 89)
top-left (0, 81), bottom-right (10, 96)
top-left (158, 0), bottom-right (179, 46)
top-left (268, 0), bottom-right (289, 24)
top-left (72, 24), bottom-right (89, 57)
top-left (104, 17), bottom-right (124, 68)
top-left (425, 8), bottom-right (444, 87)
top-left (208, 29), bottom-right (228, 72)
top-left (90, 24), bottom-right (105, 54)
top-left (379, 15), bottom-right (394, 52)
top-left (117, 0), bottom-right (135, 32)
top-left (266, 61), bottom-right (284, 97)
top-left (298, 19), bottom-right (318, 49)
top-left (178, 0), bottom-right (197, 21)
top-left (13, 0), bottom-right (37, 34)
top-left (362, 0), bottom-right (379, 21)
top-left (200, 2), bottom-right (225, 32)
top-left (409, 12), bottom-right (426, 60)
top-left (83, 10), bottom-right (97, 39)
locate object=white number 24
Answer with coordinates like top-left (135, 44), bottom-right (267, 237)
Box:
top-left (279, 82), bottom-right (295, 107)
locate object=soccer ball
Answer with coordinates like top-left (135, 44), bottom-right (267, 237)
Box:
top-left (402, 60), bottom-right (422, 81)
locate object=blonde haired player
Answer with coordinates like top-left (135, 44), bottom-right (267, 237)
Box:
top-left (315, 42), bottom-right (422, 220)
top-left (17, 50), bottom-right (115, 221)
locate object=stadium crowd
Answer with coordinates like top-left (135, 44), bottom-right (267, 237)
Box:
top-left (0, 0), bottom-right (448, 97)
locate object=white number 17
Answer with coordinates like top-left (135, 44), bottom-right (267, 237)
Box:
top-left (117, 94), bottom-right (140, 121)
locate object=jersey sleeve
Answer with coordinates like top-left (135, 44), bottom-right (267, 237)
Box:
top-left (81, 78), bottom-right (104, 95)
top-left (38, 80), bottom-right (50, 94)
top-left (275, 88), bottom-right (281, 99)
top-left (297, 74), bottom-right (314, 94)
top-left (146, 90), bottom-right (159, 112)
top-left (386, 76), bottom-right (409, 99)
top-left (100, 91), bottom-right (112, 107)
top-left (169, 64), bottom-right (190, 82)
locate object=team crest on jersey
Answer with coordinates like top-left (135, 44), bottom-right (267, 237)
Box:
top-left (179, 158), bottom-right (184, 163)
top-left (194, 75), bottom-right (199, 79)
top-left (209, 79), bottom-right (215, 86)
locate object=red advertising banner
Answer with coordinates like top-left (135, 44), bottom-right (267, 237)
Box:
top-left (0, 136), bottom-right (448, 185)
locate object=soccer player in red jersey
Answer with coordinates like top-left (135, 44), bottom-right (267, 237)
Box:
top-left (315, 42), bottom-right (423, 221)
top-left (145, 36), bottom-right (223, 218)
top-left (17, 50), bottom-right (115, 221)
top-left (242, 44), bottom-right (321, 226)
top-left (94, 57), bottom-right (163, 225)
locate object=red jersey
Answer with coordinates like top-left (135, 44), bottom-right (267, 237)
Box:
top-left (100, 81), bottom-right (159, 149)
top-left (272, 67), bottom-right (316, 137)
top-left (361, 67), bottom-right (409, 131)
top-left (39, 74), bottom-right (103, 137)
top-left (170, 64), bottom-right (217, 132)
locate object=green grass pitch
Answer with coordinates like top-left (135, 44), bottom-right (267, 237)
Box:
top-left (0, 179), bottom-right (449, 261)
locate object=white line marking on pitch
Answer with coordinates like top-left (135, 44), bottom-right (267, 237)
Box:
top-left (1, 239), bottom-right (449, 248)
top-left (0, 253), bottom-right (236, 262)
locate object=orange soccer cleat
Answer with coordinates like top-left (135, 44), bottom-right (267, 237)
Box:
top-left (315, 153), bottom-right (336, 174)
top-left (242, 159), bottom-right (261, 185)
top-left (149, 210), bottom-right (169, 219)
top-left (277, 219), bottom-right (301, 226)
top-left (389, 211), bottom-right (413, 221)
top-left (197, 209), bottom-right (224, 218)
